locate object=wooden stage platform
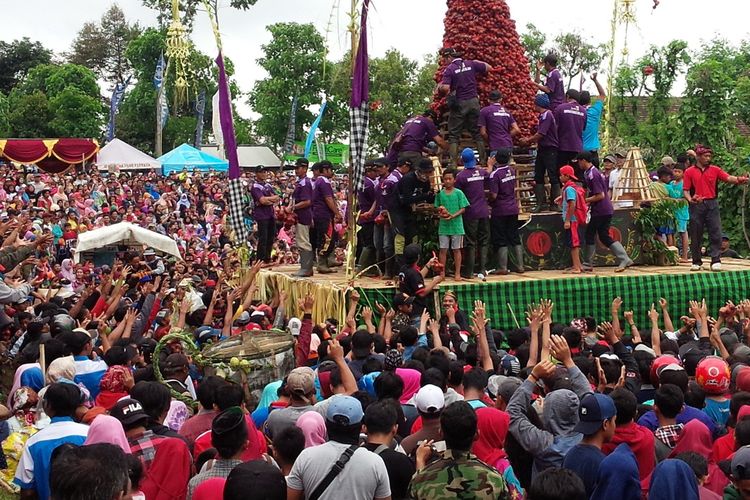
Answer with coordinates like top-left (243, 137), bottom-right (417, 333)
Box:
top-left (257, 259), bottom-right (750, 331)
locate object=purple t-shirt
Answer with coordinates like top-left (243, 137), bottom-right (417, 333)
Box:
top-left (398, 116), bottom-right (439, 152)
top-left (312, 176), bottom-right (335, 221)
top-left (554, 101), bottom-right (587, 153)
top-left (478, 104), bottom-right (516, 150)
top-left (455, 168), bottom-right (489, 220)
top-left (358, 176), bottom-right (376, 214)
top-left (381, 170), bottom-right (403, 211)
top-left (251, 182), bottom-right (275, 221)
top-left (537, 110), bottom-right (559, 149)
top-left (489, 165), bottom-right (519, 217)
top-left (584, 166), bottom-right (614, 217)
top-left (441, 59), bottom-right (487, 101)
top-left (545, 68), bottom-right (565, 110)
top-left (293, 176), bottom-right (313, 226)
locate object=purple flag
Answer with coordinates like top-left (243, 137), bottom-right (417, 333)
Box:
top-left (349, 0), bottom-right (370, 194)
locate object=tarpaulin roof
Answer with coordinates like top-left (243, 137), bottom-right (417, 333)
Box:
top-left (158, 143), bottom-right (228, 174)
top-left (0, 138), bottom-right (99, 173)
top-left (75, 222), bottom-right (182, 263)
top-left (96, 138), bottom-right (159, 171)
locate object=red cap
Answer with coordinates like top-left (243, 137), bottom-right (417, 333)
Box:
top-left (737, 367), bottom-right (750, 392)
top-left (204, 280), bottom-right (216, 287)
top-left (256, 304), bottom-right (273, 317)
top-left (560, 165), bottom-right (578, 180)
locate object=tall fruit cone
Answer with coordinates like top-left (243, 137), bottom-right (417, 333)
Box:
top-left (433, 0), bottom-right (538, 135)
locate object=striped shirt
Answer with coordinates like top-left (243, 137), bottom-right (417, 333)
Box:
top-left (14, 416), bottom-right (88, 500)
top-left (73, 355), bottom-right (107, 398)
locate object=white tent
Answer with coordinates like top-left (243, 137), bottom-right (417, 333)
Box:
top-left (201, 145), bottom-right (281, 168)
top-left (74, 222), bottom-right (181, 263)
top-left (96, 138), bottom-right (160, 172)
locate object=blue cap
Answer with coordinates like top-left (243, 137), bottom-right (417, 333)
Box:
top-left (574, 393), bottom-right (616, 435)
top-left (326, 395), bottom-right (364, 425)
top-left (500, 355), bottom-right (521, 377)
top-left (461, 148), bottom-right (477, 168)
top-left (534, 93), bottom-right (550, 109)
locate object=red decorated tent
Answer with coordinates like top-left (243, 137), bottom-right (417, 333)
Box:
top-left (0, 138), bottom-right (99, 173)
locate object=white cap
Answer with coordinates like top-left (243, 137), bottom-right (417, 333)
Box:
top-left (288, 317), bottom-right (302, 336)
top-left (414, 384), bottom-right (445, 414)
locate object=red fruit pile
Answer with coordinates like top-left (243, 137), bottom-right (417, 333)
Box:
top-left (432, 0), bottom-right (538, 136)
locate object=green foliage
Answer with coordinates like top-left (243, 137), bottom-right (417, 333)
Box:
top-left (552, 32), bottom-right (605, 88)
top-left (49, 87), bottom-right (106, 137)
top-left (0, 92), bottom-right (9, 136)
top-left (520, 23), bottom-right (547, 69)
top-left (0, 38), bottom-right (52, 94)
top-left (247, 22), bottom-right (326, 150)
top-left (141, 0), bottom-right (258, 29)
top-left (8, 91), bottom-right (53, 137)
top-left (633, 199), bottom-right (681, 265)
top-left (67, 4), bottom-right (142, 85)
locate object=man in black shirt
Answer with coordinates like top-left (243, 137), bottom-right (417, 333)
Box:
top-left (392, 159), bottom-right (436, 269)
top-left (398, 243), bottom-right (443, 319)
top-left (364, 400), bottom-right (415, 500)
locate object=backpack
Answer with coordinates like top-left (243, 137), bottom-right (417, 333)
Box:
top-left (565, 182), bottom-right (589, 224)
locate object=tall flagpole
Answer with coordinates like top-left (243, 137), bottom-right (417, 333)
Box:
top-left (346, 0), bottom-right (359, 280)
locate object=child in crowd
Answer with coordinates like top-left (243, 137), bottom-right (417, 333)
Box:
top-left (650, 166), bottom-right (675, 242)
top-left (434, 169), bottom-right (470, 281)
top-left (669, 162), bottom-right (690, 262)
top-left (558, 165), bottom-right (583, 274)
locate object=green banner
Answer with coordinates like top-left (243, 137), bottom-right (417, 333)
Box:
top-left (283, 141), bottom-right (349, 165)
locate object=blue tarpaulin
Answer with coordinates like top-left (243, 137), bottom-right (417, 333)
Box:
top-left (158, 143), bottom-right (228, 174)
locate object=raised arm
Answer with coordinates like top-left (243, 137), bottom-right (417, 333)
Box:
top-left (539, 299), bottom-right (553, 361)
top-left (611, 297), bottom-right (622, 337)
top-left (328, 338), bottom-right (358, 395)
top-left (526, 303), bottom-right (541, 367)
top-left (648, 304), bottom-right (661, 356)
top-left (472, 301), bottom-right (494, 372)
top-left (659, 298), bottom-right (675, 333)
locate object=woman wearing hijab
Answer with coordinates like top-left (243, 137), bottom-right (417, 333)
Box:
top-left (648, 459), bottom-right (699, 500)
top-left (95, 365), bottom-right (134, 410)
top-left (84, 414), bottom-right (131, 454)
top-left (296, 411), bottom-right (327, 448)
top-left (471, 407), bottom-right (523, 499)
top-left (591, 443), bottom-right (640, 500)
top-left (59, 258), bottom-right (76, 283)
top-left (668, 419), bottom-right (729, 496)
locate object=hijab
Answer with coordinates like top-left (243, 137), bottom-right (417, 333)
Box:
top-left (296, 411), bottom-right (327, 448)
top-left (472, 407), bottom-right (510, 467)
top-left (647, 459), bottom-right (699, 500)
top-left (396, 368), bottom-right (422, 404)
top-left (591, 443), bottom-right (640, 500)
top-left (46, 356), bottom-right (76, 384)
top-left (60, 259), bottom-right (76, 282)
top-left (95, 365), bottom-right (131, 410)
top-left (668, 419), bottom-right (729, 495)
top-left (84, 414), bottom-right (131, 453)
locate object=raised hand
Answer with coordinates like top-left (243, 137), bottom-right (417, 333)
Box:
top-left (611, 297), bottom-right (623, 313)
top-left (659, 297), bottom-right (668, 310)
top-left (302, 294), bottom-right (314, 314)
top-left (531, 359), bottom-right (556, 381)
top-left (549, 335), bottom-right (572, 367)
top-left (374, 301), bottom-right (386, 315)
top-left (361, 306), bottom-right (373, 323)
top-left (648, 304), bottom-right (659, 322)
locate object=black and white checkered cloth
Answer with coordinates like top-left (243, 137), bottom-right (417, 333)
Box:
top-left (227, 177), bottom-right (248, 244)
top-left (349, 102), bottom-right (369, 193)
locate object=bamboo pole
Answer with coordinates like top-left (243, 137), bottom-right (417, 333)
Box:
top-left (603, 0), bottom-right (619, 153)
top-left (346, 0), bottom-right (359, 281)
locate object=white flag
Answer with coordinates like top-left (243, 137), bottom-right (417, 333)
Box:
top-left (212, 90), bottom-right (224, 155)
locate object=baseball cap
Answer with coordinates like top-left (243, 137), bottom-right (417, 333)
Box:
top-left (164, 353), bottom-right (189, 371)
top-left (499, 354), bottom-right (521, 377)
top-left (351, 330), bottom-right (374, 358)
top-left (235, 311), bottom-right (251, 325)
top-left (574, 393), bottom-right (616, 435)
top-left (287, 317), bottom-right (302, 336)
top-left (461, 148), bottom-right (477, 168)
top-left (143, 249), bottom-right (156, 256)
top-left (110, 398), bottom-right (149, 427)
top-left (393, 292), bottom-right (415, 308)
top-left (736, 367), bottom-right (750, 392)
top-left (295, 157), bottom-right (310, 167)
top-left (326, 395), bottom-right (364, 425)
top-left (732, 445), bottom-right (750, 480)
top-left (660, 156), bottom-right (676, 166)
top-left (559, 165), bottom-right (578, 180)
top-left (196, 325), bottom-right (222, 343)
top-left (487, 374), bottom-right (507, 399)
top-left (287, 367), bottom-right (315, 402)
top-left (722, 233), bottom-right (730, 241)
top-left (414, 384), bottom-right (445, 414)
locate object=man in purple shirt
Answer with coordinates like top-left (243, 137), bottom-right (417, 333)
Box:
top-left (535, 53), bottom-right (566, 111)
top-left (437, 47), bottom-right (491, 167)
top-left (311, 161), bottom-right (342, 274)
top-left (479, 90), bottom-right (521, 158)
top-left (387, 110), bottom-right (447, 167)
top-left (488, 150), bottom-right (523, 275)
top-left (555, 89), bottom-right (588, 176)
top-left (251, 166), bottom-right (280, 263)
top-left (381, 156), bottom-right (412, 278)
top-left (371, 158), bottom-right (393, 279)
top-left (289, 158), bottom-right (314, 277)
top-left (356, 161), bottom-right (379, 276)
top-left (577, 151), bottom-right (634, 272)
top-left (520, 93), bottom-right (559, 212)
top-left (455, 148), bottom-right (490, 279)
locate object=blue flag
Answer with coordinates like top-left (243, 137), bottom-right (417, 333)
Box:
top-left (154, 52), bottom-right (165, 90)
top-left (106, 76), bottom-right (131, 142)
top-left (304, 100), bottom-right (327, 158)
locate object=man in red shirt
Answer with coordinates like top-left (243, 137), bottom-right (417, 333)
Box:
top-left (682, 145), bottom-right (748, 271)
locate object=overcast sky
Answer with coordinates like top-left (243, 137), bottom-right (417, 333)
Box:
top-left (2, 0), bottom-right (748, 117)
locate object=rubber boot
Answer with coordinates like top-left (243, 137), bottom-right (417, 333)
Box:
top-left (532, 184), bottom-right (547, 213)
top-left (550, 184), bottom-right (562, 212)
top-left (477, 141), bottom-right (487, 166)
top-left (492, 247), bottom-right (509, 275)
top-left (328, 254), bottom-right (342, 268)
top-left (383, 257), bottom-right (394, 280)
top-left (478, 245), bottom-right (489, 276)
top-left (511, 245), bottom-right (525, 274)
top-left (316, 255), bottom-right (333, 274)
top-left (359, 247), bottom-right (379, 277)
top-left (611, 241), bottom-right (634, 272)
top-left (582, 244), bottom-right (597, 272)
top-left (463, 246), bottom-right (475, 279)
top-left (294, 251), bottom-right (314, 277)
top-left (449, 143), bottom-right (459, 167)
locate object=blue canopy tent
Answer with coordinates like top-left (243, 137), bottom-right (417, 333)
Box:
top-left (158, 143), bottom-right (228, 174)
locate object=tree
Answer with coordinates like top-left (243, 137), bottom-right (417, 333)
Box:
top-left (8, 92), bottom-right (53, 138)
top-left (552, 32), bottom-right (605, 88)
top-left (520, 23), bottom-right (547, 73)
top-left (247, 23), bottom-right (326, 150)
top-left (0, 92), bottom-right (10, 136)
top-left (68, 4), bottom-right (142, 85)
top-left (0, 38), bottom-right (52, 94)
top-left (141, 0), bottom-right (258, 30)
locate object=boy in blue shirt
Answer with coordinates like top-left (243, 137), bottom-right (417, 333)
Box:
top-left (668, 160), bottom-right (690, 262)
top-left (559, 165), bottom-right (583, 274)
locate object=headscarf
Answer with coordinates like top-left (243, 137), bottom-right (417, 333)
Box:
top-left (60, 258), bottom-right (76, 282)
top-left (46, 356), bottom-right (76, 384)
top-left (647, 459), bottom-right (699, 500)
top-left (471, 407), bottom-right (510, 468)
top-left (694, 144), bottom-right (712, 156)
top-left (139, 438), bottom-right (192, 500)
top-left (11, 387), bottom-right (38, 427)
top-left (396, 368), bottom-right (422, 404)
top-left (591, 443), bottom-right (640, 500)
top-left (296, 411), bottom-right (327, 448)
top-left (95, 365), bottom-right (131, 410)
top-left (668, 420), bottom-right (729, 495)
top-left (384, 349), bottom-right (403, 371)
top-left (84, 414), bottom-right (131, 453)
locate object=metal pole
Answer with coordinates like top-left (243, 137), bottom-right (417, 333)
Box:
top-left (603, 0), bottom-right (619, 153)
